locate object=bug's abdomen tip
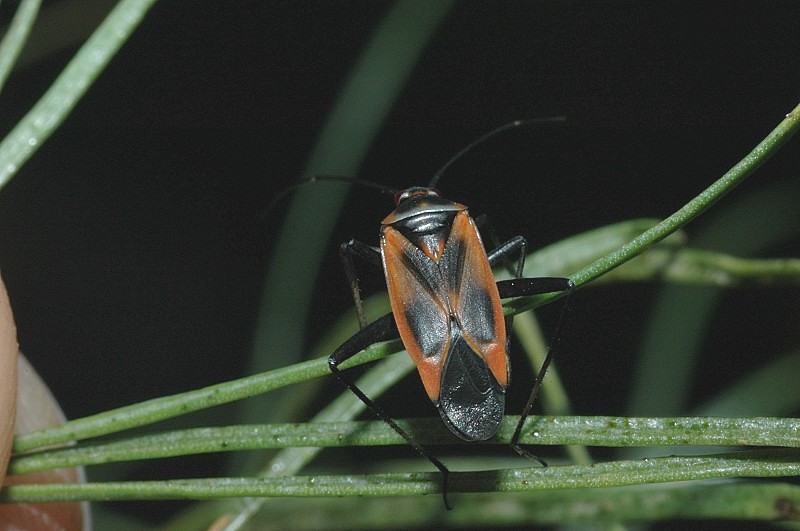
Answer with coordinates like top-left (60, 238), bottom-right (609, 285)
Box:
top-left (437, 336), bottom-right (506, 441)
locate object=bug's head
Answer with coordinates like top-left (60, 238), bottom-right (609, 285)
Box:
top-left (383, 186), bottom-right (465, 225)
top-left (393, 186), bottom-right (441, 206)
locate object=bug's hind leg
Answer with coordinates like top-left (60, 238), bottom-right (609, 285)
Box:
top-left (487, 231), bottom-right (574, 460)
top-left (500, 279), bottom-right (574, 458)
top-left (328, 312), bottom-right (454, 509)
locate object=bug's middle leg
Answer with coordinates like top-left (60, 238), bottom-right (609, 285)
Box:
top-left (488, 236), bottom-right (575, 459)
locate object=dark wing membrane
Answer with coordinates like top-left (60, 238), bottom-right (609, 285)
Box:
top-left (381, 226), bottom-right (450, 401)
top-left (442, 211), bottom-right (508, 388)
top-left (437, 330), bottom-right (505, 441)
top-left (434, 211), bottom-right (509, 441)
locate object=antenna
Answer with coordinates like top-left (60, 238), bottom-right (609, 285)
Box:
top-left (265, 117), bottom-right (566, 222)
top-left (429, 117), bottom-right (566, 188)
top-left (264, 174), bottom-right (398, 220)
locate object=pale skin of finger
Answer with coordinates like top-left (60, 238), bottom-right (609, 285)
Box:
top-left (0, 273), bottom-right (18, 488)
top-left (0, 275), bottom-right (86, 529)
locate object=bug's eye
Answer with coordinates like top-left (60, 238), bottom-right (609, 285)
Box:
top-left (395, 187), bottom-right (435, 205)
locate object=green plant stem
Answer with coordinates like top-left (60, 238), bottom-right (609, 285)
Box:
top-left (512, 313), bottom-right (593, 466)
top-left (695, 351), bottom-right (800, 417)
top-left (12, 342), bottom-right (396, 453)
top-left (510, 219), bottom-right (684, 279)
top-left (601, 248), bottom-right (800, 286)
top-left (9, 219), bottom-right (683, 453)
top-left (0, 0), bottom-right (156, 189)
top-left (507, 100), bottom-right (800, 314)
top-left (215, 352), bottom-right (416, 530)
top-left (213, 483), bottom-right (800, 527)
top-left (14, 240), bottom-right (797, 454)
top-left (243, 0), bottom-right (455, 431)
top-left (2, 449), bottom-right (798, 503)
top-left (628, 179), bottom-right (800, 420)
top-left (0, 0), bottom-right (41, 94)
top-left (9, 416), bottom-right (798, 475)
top-left (507, 220), bottom-right (683, 468)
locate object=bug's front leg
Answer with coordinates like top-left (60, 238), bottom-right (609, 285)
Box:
top-left (487, 234), bottom-right (528, 279)
top-left (489, 234), bottom-right (573, 296)
top-left (340, 239), bottom-right (382, 330)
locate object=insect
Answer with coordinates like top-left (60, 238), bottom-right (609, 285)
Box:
top-left (325, 121), bottom-right (573, 506)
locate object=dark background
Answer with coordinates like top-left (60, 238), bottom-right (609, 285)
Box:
top-left (0, 1), bottom-right (798, 525)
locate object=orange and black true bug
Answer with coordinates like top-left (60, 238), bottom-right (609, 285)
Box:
top-left (325, 121), bottom-right (573, 506)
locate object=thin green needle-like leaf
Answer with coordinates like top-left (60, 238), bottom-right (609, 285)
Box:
top-left (13, 343), bottom-right (394, 453)
top-left (629, 178), bottom-right (800, 419)
top-left (695, 351), bottom-right (800, 417)
top-left (3, 449), bottom-right (799, 503)
top-left (601, 248), bottom-right (800, 286)
top-left (0, 0), bottom-right (156, 189)
top-left (213, 354), bottom-right (415, 530)
top-left (0, 0), bottom-right (41, 94)
top-left (9, 416), bottom-right (798, 475)
top-left (14, 220), bottom-right (794, 455)
top-left (243, 0), bottom-right (456, 435)
top-left (225, 483), bottom-right (800, 527)
top-left (507, 101), bottom-right (800, 314)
